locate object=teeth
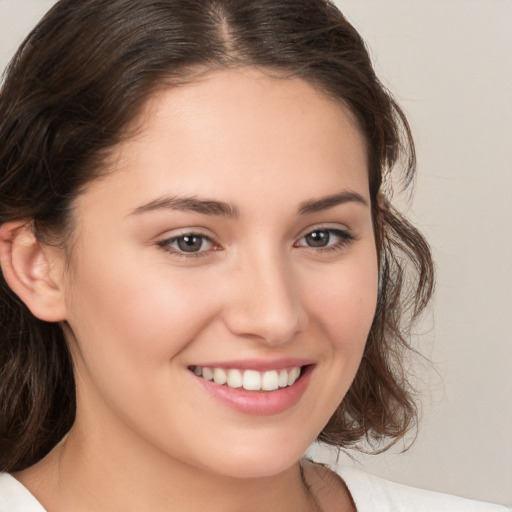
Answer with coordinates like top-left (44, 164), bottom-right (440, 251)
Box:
top-left (227, 369), bottom-right (243, 388)
top-left (261, 370), bottom-right (279, 391)
top-left (192, 366), bottom-right (302, 391)
top-left (287, 367), bottom-right (300, 386)
top-left (243, 370), bottom-right (261, 391)
top-left (213, 368), bottom-right (227, 385)
top-left (202, 367), bottom-right (214, 381)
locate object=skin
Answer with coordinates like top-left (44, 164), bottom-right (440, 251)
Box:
top-left (13, 68), bottom-right (377, 512)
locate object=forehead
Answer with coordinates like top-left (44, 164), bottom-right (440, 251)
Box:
top-left (86, 68), bottom-right (369, 213)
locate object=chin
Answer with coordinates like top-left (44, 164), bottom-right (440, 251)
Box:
top-left (197, 435), bottom-right (310, 479)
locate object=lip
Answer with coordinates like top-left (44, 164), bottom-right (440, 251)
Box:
top-left (190, 362), bottom-right (314, 416)
top-left (190, 358), bottom-right (314, 372)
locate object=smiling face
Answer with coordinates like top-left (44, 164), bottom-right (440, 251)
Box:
top-left (59, 68), bottom-right (378, 478)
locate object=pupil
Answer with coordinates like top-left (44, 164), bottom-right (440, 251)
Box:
top-left (177, 235), bottom-right (203, 252)
top-left (306, 230), bottom-right (329, 247)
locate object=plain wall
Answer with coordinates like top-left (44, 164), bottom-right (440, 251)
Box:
top-left (1, 0), bottom-right (511, 507)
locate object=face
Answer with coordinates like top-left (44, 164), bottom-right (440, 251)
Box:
top-left (59, 69), bottom-right (378, 478)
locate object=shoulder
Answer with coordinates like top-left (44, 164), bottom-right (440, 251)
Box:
top-left (335, 466), bottom-right (510, 512)
top-left (0, 473), bottom-right (46, 512)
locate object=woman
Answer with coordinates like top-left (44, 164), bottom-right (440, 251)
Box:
top-left (0, 1), bottom-right (507, 511)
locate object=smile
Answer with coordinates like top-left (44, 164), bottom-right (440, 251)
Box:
top-left (190, 366), bottom-right (302, 391)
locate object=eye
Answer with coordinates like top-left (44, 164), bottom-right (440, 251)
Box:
top-left (295, 228), bottom-right (354, 251)
top-left (158, 232), bottom-right (216, 256)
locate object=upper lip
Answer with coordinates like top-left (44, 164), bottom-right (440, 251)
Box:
top-left (189, 358), bottom-right (314, 372)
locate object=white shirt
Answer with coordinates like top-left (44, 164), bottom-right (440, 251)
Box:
top-left (337, 466), bottom-right (510, 512)
top-left (0, 468), bottom-right (509, 511)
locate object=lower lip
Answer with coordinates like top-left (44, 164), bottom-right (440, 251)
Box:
top-left (191, 365), bottom-right (314, 416)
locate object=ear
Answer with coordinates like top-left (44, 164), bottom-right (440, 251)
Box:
top-left (0, 220), bottom-right (67, 322)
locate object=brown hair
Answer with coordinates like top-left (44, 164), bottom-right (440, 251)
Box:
top-left (0, 0), bottom-right (434, 472)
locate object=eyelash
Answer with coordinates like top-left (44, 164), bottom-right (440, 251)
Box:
top-left (158, 227), bottom-right (355, 258)
top-left (294, 227), bottom-right (355, 252)
top-left (157, 232), bottom-right (218, 259)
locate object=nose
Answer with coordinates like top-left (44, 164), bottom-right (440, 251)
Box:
top-left (222, 250), bottom-right (308, 346)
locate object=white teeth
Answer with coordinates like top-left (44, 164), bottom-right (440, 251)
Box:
top-left (288, 367), bottom-right (300, 386)
top-left (278, 369), bottom-right (288, 388)
top-left (213, 368), bottom-right (227, 385)
top-left (243, 370), bottom-right (261, 391)
top-left (202, 367), bottom-right (214, 381)
top-left (227, 369), bottom-right (243, 388)
top-left (261, 370), bottom-right (279, 391)
top-left (192, 366), bottom-right (303, 391)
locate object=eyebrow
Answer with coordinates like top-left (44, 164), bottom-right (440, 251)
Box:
top-left (298, 191), bottom-right (368, 214)
top-left (130, 190), bottom-right (368, 218)
top-left (130, 195), bottom-right (240, 218)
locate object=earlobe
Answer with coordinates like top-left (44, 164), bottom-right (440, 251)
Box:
top-left (0, 220), bottom-right (67, 322)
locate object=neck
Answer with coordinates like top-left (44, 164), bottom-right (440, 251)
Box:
top-left (16, 420), bottom-right (317, 512)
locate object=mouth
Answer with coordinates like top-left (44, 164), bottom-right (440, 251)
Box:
top-left (189, 365), bottom-right (302, 392)
top-left (188, 362), bottom-right (314, 415)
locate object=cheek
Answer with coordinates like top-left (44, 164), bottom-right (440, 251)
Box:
top-left (305, 256), bottom-right (378, 355)
top-left (64, 250), bottom-right (220, 374)
top-left (290, 252), bottom-right (378, 433)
